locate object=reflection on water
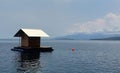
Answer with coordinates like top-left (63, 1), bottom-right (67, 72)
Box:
top-left (16, 51), bottom-right (42, 73)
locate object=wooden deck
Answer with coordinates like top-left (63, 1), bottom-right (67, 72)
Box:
top-left (11, 46), bottom-right (53, 52)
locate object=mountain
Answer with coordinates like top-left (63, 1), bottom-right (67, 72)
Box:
top-left (55, 33), bottom-right (120, 40)
top-left (92, 36), bottom-right (120, 40)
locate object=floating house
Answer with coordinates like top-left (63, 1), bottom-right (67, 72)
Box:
top-left (12, 28), bottom-right (53, 52)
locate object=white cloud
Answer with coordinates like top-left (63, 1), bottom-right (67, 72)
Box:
top-left (68, 13), bottom-right (120, 34)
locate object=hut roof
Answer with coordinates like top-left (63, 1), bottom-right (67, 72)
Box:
top-left (14, 28), bottom-right (49, 37)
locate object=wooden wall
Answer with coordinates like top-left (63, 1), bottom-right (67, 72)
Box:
top-left (21, 34), bottom-right (29, 47)
top-left (21, 34), bottom-right (40, 48)
top-left (28, 37), bottom-right (40, 48)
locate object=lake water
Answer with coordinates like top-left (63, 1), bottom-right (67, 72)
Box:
top-left (1, 40), bottom-right (120, 73)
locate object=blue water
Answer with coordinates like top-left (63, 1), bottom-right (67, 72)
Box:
top-left (1, 40), bottom-right (120, 73)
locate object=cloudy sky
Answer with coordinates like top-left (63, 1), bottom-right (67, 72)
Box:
top-left (0, 0), bottom-right (120, 38)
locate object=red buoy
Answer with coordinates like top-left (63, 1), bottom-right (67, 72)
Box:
top-left (72, 48), bottom-right (75, 51)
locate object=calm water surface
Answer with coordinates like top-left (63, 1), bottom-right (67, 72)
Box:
top-left (0, 40), bottom-right (120, 73)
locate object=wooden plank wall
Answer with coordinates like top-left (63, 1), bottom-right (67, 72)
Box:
top-left (28, 37), bottom-right (40, 48)
top-left (21, 34), bottom-right (29, 47)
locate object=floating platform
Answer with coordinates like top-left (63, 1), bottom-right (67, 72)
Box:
top-left (11, 46), bottom-right (54, 52)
